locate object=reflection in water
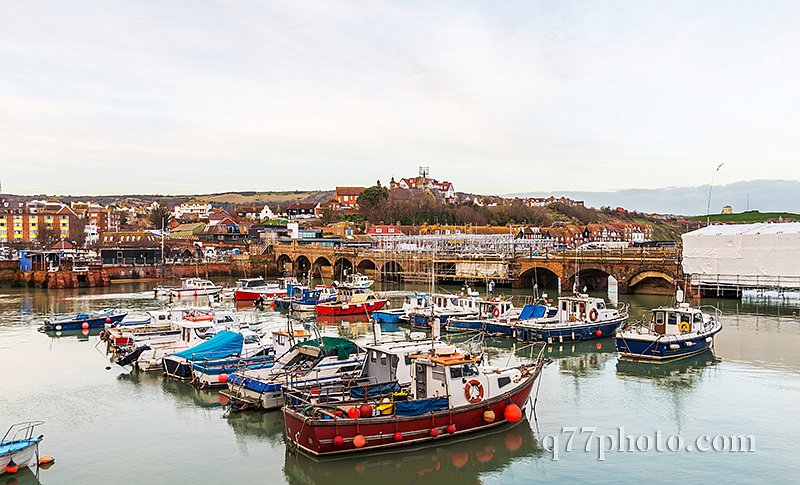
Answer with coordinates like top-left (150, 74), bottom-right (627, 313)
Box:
top-left (226, 411), bottom-right (285, 445)
top-left (546, 339), bottom-right (616, 377)
top-left (283, 422), bottom-right (542, 485)
top-left (2, 468), bottom-right (42, 485)
top-left (616, 351), bottom-right (719, 388)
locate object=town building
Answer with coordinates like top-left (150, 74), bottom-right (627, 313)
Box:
top-left (286, 202), bottom-right (320, 219)
top-left (389, 167), bottom-right (456, 203)
top-left (173, 202), bottom-right (212, 221)
top-left (0, 202), bottom-right (82, 244)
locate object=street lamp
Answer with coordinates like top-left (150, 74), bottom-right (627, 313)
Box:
top-left (706, 163), bottom-right (725, 225)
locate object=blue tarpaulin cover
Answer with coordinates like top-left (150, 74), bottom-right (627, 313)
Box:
top-left (173, 330), bottom-right (243, 361)
top-left (519, 304), bottom-right (547, 321)
top-left (395, 397), bottom-right (450, 416)
top-left (349, 381), bottom-right (401, 400)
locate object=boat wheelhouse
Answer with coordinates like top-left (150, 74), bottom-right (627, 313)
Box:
top-left (281, 345), bottom-right (548, 456)
top-left (408, 291), bottom-right (482, 329)
top-left (447, 299), bottom-right (516, 332)
top-left (515, 294), bottom-right (627, 342)
top-left (615, 303), bottom-right (722, 361)
top-left (337, 273), bottom-right (375, 289)
top-left (291, 286), bottom-right (338, 312)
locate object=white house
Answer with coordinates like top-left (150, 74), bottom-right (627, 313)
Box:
top-left (173, 202), bottom-right (212, 221)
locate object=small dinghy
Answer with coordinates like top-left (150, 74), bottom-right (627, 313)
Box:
top-left (1, 421), bottom-right (44, 475)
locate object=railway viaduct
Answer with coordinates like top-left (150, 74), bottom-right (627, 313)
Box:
top-left (268, 243), bottom-right (682, 295)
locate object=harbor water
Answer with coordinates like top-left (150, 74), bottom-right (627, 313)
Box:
top-left (1, 282), bottom-right (799, 484)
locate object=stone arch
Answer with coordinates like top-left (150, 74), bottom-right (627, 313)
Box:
top-left (627, 270), bottom-right (675, 295)
top-left (294, 255), bottom-right (311, 278)
top-left (356, 259), bottom-right (377, 272)
top-left (517, 266), bottom-right (561, 290)
top-left (333, 257), bottom-right (354, 280)
top-left (276, 254), bottom-right (293, 274)
top-left (381, 261), bottom-right (405, 283)
top-left (567, 267), bottom-right (613, 292)
top-left (312, 256), bottom-right (332, 279)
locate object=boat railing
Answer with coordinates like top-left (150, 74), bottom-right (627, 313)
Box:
top-left (2, 421), bottom-right (44, 443)
top-left (284, 377), bottom-right (399, 410)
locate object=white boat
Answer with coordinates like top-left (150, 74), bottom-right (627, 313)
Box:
top-left (514, 294), bottom-right (628, 342)
top-left (153, 278), bottom-right (223, 298)
top-left (336, 273), bottom-right (374, 289)
top-left (1, 421), bottom-right (44, 475)
top-left (222, 336), bottom-right (365, 411)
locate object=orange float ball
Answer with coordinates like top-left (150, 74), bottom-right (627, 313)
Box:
top-left (504, 403), bottom-right (522, 423)
top-left (353, 434), bottom-right (366, 448)
top-left (429, 427), bottom-right (439, 438)
top-left (595, 330), bottom-right (602, 337)
top-left (446, 424), bottom-right (456, 434)
top-left (347, 407), bottom-right (361, 419)
top-left (359, 404), bottom-right (373, 417)
top-left (218, 373), bottom-right (229, 383)
top-left (394, 431), bottom-right (403, 441)
top-left (82, 322), bottom-right (89, 330)
top-left (5, 462), bottom-right (19, 474)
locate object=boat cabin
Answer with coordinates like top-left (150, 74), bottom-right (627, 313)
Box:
top-left (410, 347), bottom-right (522, 407)
top-left (362, 341), bottom-right (450, 386)
top-left (237, 278), bottom-right (266, 289)
top-left (556, 295), bottom-right (613, 323)
top-left (479, 300), bottom-right (514, 319)
top-left (650, 304), bottom-right (705, 336)
top-left (272, 329), bottom-right (313, 356)
top-left (403, 294), bottom-right (430, 311)
top-left (180, 278), bottom-right (217, 289)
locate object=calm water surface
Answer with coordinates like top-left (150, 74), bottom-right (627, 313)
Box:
top-left (1, 281), bottom-right (799, 484)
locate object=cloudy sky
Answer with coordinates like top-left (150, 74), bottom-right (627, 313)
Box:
top-left (1, 0), bottom-right (799, 196)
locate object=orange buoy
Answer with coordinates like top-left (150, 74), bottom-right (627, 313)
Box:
top-left (353, 434), bottom-right (366, 448)
top-left (429, 427), bottom-right (439, 438)
top-left (393, 431), bottom-right (403, 441)
top-left (5, 460), bottom-right (18, 474)
top-left (483, 409), bottom-right (495, 423)
top-left (446, 424), bottom-right (456, 434)
top-left (359, 404), bottom-right (373, 418)
top-left (218, 394), bottom-right (229, 406)
top-left (105, 317), bottom-right (111, 323)
top-left (82, 321), bottom-right (89, 330)
top-left (333, 435), bottom-right (344, 446)
top-left (38, 455), bottom-right (55, 466)
top-left (347, 407), bottom-right (361, 419)
top-left (218, 373), bottom-right (229, 383)
top-left (504, 403), bottom-right (522, 423)
top-left (595, 330), bottom-right (602, 337)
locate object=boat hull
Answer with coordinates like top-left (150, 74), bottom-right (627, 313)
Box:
top-left (516, 316), bottom-right (626, 342)
top-left (235, 289), bottom-right (287, 301)
top-left (616, 328), bottom-right (721, 362)
top-left (0, 439), bottom-right (41, 475)
top-left (283, 377), bottom-right (537, 456)
top-left (316, 300), bottom-right (387, 316)
top-left (42, 312), bottom-right (126, 331)
top-left (371, 309), bottom-right (404, 324)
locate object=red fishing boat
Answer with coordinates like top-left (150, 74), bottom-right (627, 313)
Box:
top-left (315, 289), bottom-right (388, 316)
top-left (282, 345), bottom-right (548, 456)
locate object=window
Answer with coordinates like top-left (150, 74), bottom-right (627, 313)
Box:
top-left (654, 312), bottom-right (664, 324)
top-left (380, 354), bottom-right (387, 366)
top-left (667, 313), bottom-right (677, 325)
top-left (498, 376), bottom-right (511, 388)
top-left (371, 350), bottom-right (377, 363)
top-left (693, 313), bottom-right (703, 324)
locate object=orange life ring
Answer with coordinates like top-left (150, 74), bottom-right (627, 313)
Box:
top-left (589, 308), bottom-right (599, 322)
top-left (492, 307), bottom-right (501, 318)
top-left (464, 379), bottom-right (484, 403)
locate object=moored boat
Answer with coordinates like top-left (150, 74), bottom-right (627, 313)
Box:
top-left (163, 329), bottom-right (273, 382)
top-left (154, 278), bottom-right (223, 298)
top-left (515, 294), bottom-right (627, 342)
top-left (40, 308), bottom-right (126, 332)
top-left (235, 277), bottom-right (298, 302)
top-left (315, 289), bottom-right (388, 317)
top-left (1, 421), bottom-right (44, 476)
top-left (447, 299), bottom-right (515, 332)
top-left (281, 345), bottom-right (548, 456)
top-left (615, 302), bottom-right (722, 361)
top-left (372, 293), bottom-right (430, 324)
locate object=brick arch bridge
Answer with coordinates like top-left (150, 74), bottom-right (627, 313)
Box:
top-left (271, 243), bottom-right (682, 295)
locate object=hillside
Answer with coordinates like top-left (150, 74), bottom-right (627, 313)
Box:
top-left (688, 211), bottom-right (800, 223)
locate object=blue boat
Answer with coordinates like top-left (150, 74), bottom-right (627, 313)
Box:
top-left (40, 308), bottom-right (127, 331)
top-left (615, 303), bottom-right (722, 361)
top-left (291, 287), bottom-right (337, 312)
top-left (162, 330), bottom-right (274, 382)
top-left (371, 308), bottom-right (405, 324)
top-left (372, 293), bottom-right (430, 324)
top-left (515, 295), bottom-right (627, 342)
top-left (1, 421), bottom-right (44, 475)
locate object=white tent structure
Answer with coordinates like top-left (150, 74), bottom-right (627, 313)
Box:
top-left (682, 223), bottom-right (800, 290)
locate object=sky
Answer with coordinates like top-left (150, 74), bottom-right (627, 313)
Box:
top-left (1, 0), bottom-right (799, 196)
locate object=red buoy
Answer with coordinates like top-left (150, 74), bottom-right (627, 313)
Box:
top-left (353, 434), bottom-right (366, 447)
top-left (105, 317), bottom-right (111, 323)
top-left (504, 403), bottom-right (522, 423)
top-left (359, 404), bottom-right (373, 418)
top-left (595, 330), bottom-right (602, 337)
top-left (393, 431), bottom-right (403, 441)
top-left (218, 373), bottom-right (229, 383)
top-left (82, 321), bottom-right (89, 330)
top-left (333, 435), bottom-right (344, 446)
top-left (347, 407), bottom-right (361, 419)
top-left (446, 424), bottom-right (456, 434)
top-left (5, 460), bottom-right (18, 474)
top-left (429, 427), bottom-right (439, 438)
